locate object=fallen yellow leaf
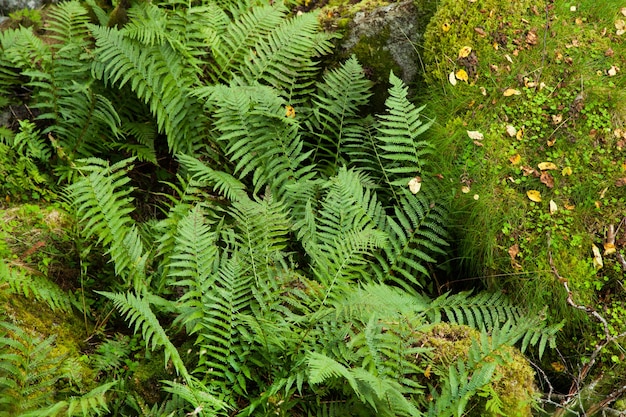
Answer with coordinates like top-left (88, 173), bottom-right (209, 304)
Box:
top-left (527, 190), bottom-right (542, 202)
top-left (516, 127), bottom-right (524, 140)
top-left (442, 22), bottom-right (451, 32)
top-left (461, 185), bottom-right (471, 194)
top-left (538, 162), bottom-right (558, 170)
top-left (458, 46), bottom-right (472, 58)
top-left (455, 69), bottom-right (469, 82)
top-left (509, 154), bottom-right (521, 165)
top-left (503, 88), bottom-right (521, 97)
top-left (285, 105), bottom-right (296, 118)
top-left (564, 202), bottom-right (575, 210)
top-left (592, 244), bottom-right (603, 269)
top-left (604, 242), bottom-right (616, 255)
top-left (562, 166), bottom-right (573, 176)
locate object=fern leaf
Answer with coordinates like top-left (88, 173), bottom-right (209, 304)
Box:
top-left (98, 291), bottom-right (191, 383)
top-left (91, 25), bottom-right (206, 153)
top-left (0, 260), bottom-right (73, 313)
top-left (161, 380), bottom-right (230, 415)
top-left (177, 154), bottom-right (247, 202)
top-left (237, 12), bottom-right (334, 98)
top-left (68, 157), bottom-right (146, 289)
top-left (210, 4), bottom-right (287, 83)
top-left (306, 56), bottom-right (372, 168)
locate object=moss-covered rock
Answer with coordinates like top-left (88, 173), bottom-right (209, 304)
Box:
top-left (421, 323), bottom-right (537, 417)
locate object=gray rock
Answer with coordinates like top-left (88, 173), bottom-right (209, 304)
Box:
top-left (0, 0), bottom-right (52, 16)
top-left (340, 0), bottom-right (423, 86)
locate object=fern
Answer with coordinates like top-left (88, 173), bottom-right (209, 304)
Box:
top-left (305, 56), bottom-right (373, 169)
top-left (90, 23), bottom-right (206, 154)
top-left (68, 157), bottom-right (147, 289)
top-left (207, 83), bottom-right (315, 197)
top-left (97, 291), bottom-right (191, 383)
top-left (0, 322), bottom-right (65, 416)
top-left (21, 381), bottom-right (117, 417)
top-left (0, 260), bottom-right (73, 313)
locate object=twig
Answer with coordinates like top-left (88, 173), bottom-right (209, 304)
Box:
top-left (547, 232), bottom-right (618, 416)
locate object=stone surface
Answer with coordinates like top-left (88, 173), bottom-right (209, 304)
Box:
top-left (340, 0), bottom-right (421, 85)
top-left (0, 0), bottom-right (49, 15)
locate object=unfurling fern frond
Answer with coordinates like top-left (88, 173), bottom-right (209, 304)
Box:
top-left (67, 157), bottom-right (146, 289)
top-left (98, 291), bottom-right (191, 383)
top-left (306, 56), bottom-right (372, 169)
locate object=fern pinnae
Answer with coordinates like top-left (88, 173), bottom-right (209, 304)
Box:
top-left (98, 291), bottom-right (192, 383)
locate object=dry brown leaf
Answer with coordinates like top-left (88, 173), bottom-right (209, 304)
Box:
top-left (621, 7), bottom-right (626, 16)
top-left (473, 140), bottom-right (483, 147)
top-left (521, 165), bottom-right (535, 176)
top-left (547, 138), bottom-right (556, 147)
top-left (552, 114), bottom-right (563, 124)
top-left (527, 190), bottom-right (542, 202)
top-left (538, 162), bottom-right (558, 170)
top-left (503, 88), bottom-right (521, 96)
top-left (474, 27), bottom-right (487, 37)
top-left (508, 244), bottom-right (520, 260)
top-left (615, 178), bottom-right (626, 187)
top-left (608, 65), bottom-right (619, 77)
top-left (540, 171), bottom-right (554, 188)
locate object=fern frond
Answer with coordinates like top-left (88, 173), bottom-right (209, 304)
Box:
top-left (0, 322), bottom-right (65, 416)
top-left (210, 4), bottom-right (287, 83)
top-left (67, 157), bottom-right (146, 289)
top-left (21, 381), bottom-right (117, 417)
top-left (98, 291), bottom-right (191, 383)
top-left (91, 25), bottom-right (206, 153)
top-left (194, 255), bottom-right (253, 395)
top-left (177, 153), bottom-right (248, 202)
top-left (237, 11), bottom-right (334, 99)
top-left (306, 56), bottom-right (372, 168)
top-left (161, 380), bottom-right (230, 415)
top-left (373, 189), bottom-right (449, 290)
top-left (208, 83), bottom-right (314, 196)
top-left (0, 260), bottom-right (73, 313)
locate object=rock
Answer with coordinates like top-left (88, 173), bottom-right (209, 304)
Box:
top-left (0, 0), bottom-right (53, 16)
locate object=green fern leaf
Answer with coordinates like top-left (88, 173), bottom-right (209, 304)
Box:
top-left (98, 291), bottom-right (191, 383)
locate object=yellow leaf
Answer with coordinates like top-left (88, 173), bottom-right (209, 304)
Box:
top-left (448, 71), bottom-right (457, 85)
top-left (551, 362), bottom-right (565, 372)
top-left (562, 166), bottom-right (573, 176)
top-left (538, 162), bottom-right (558, 170)
top-left (467, 130), bottom-right (484, 140)
top-left (564, 202), bottom-right (575, 210)
top-left (285, 105), bottom-right (296, 118)
top-left (408, 177), bottom-right (422, 194)
top-left (442, 22), bottom-right (451, 32)
top-left (604, 242), bottom-right (616, 255)
top-left (509, 154), bottom-right (521, 165)
top-left (458, 46), bottom-right (472, 58)
top-left (424, 364), bottom-right (432, 378)
top-left (455, 69), bottom-right (469, 82)
top-left (503, 88), bottom-right (521, 97)
top-left (516, 127), bottom-right (524, 140)
top-left (592, 244), bottom-right (603, 269)
top-left (527, 190), bottom-right (542, 202)
top-left (461, 185), bottom-right (471, 194)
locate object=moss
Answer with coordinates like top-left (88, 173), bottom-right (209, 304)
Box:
top-left (421, 323), bottom-right (537, 417)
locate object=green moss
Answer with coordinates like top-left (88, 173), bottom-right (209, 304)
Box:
top-left (421, 323), bottom-right (537, 417)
